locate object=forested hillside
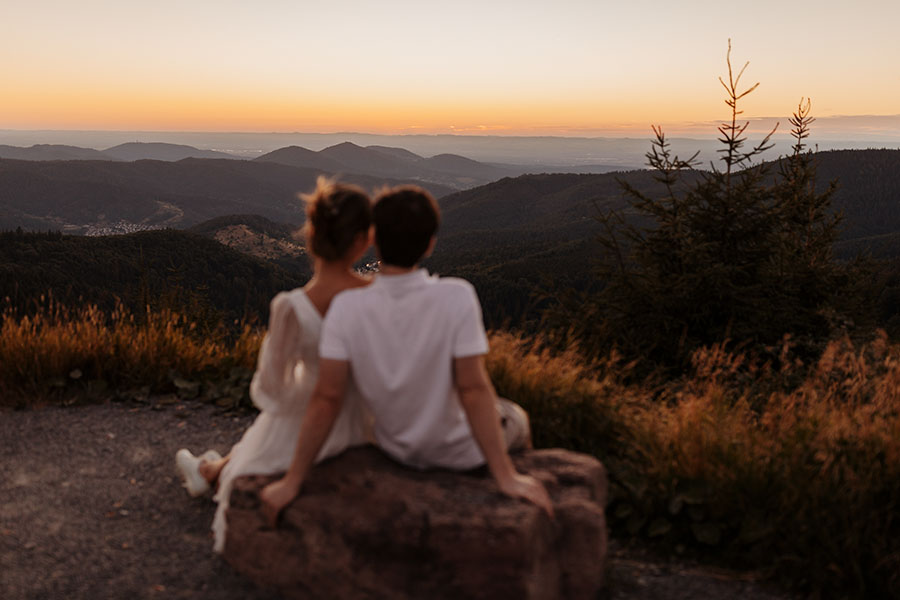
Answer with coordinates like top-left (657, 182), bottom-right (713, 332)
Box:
top-left (435, 149), bottom-right (900, 245)
top-left (2, 148), bottom-right (899, 332)
top-left (0, 157), bottom-right (454, 232)
top-left (188, 214), bottom-right (311, 273)
top-left (0, 229), bottom-right (307, 326)
top-left (812, 149), bottom-right (900, 240)
top-left (426, 149), bottom-right (900, 328)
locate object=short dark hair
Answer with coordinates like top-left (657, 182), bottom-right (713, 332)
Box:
top-left (373, 186), bottom-right (440, 268)
top-left (298, 177), bottom-right (372, 261)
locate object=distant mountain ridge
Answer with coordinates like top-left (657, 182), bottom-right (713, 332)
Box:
top-left (0, 140), bottom-right (625, 191)
top-left (253, 146), bottom-right (346, 173)
top-left (256, 141), bottom-right (516, 190)
top-left (1, 140), bottom-right (573, 192)
top-left (0, 144), bottom-right (116, 161)
top-left (103, 142), bottom-right (238, 161)
top-left (0, 142), bottom-right (241, 163)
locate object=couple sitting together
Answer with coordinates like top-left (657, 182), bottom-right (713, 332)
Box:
top-left (176, 178), bottom-right (552, 553)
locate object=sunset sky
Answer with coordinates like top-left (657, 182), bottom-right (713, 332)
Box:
top-left (1, 0), bottom-right (898, 137)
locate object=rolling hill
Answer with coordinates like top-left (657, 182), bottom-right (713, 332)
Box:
top-left (1, 139), bottom-right (622, 192)
top-left (0, 157), bottom-right (455, 233)
top-left (256, 141), bottom-right (516, 190)
top-left (0, 144), bottom-right (115, 161)
top-left (805, 149), bottom-right (900, 241)
top-left (102, 142), bottom-right (239, 161)
top-left (188, 214), bottom-right (311, 275)
top-left (424, 149), bottom-right (900, 326)
top-left (250, 146), bottom-right (346, 173)
top-left (0, 142), bottom-right (240, 162)
top-left (432, 149), bottom-right (900, 245)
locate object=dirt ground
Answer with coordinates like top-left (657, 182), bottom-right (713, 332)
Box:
top-left (0, 399), bottom-right (796, 600)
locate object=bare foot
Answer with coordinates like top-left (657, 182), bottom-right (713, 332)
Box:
top-left (198, 456), bottom-right (229, 485)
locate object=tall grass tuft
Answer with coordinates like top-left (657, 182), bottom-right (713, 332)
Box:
top-left (485, 331), bottom-right (638, 457)
top-left (0, 300), bottom-right (261, 407)
top-left (486, 330), bottom-right (900, 598)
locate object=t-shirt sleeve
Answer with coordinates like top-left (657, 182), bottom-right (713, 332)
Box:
top-left (452, 283), bottom-right (490, 358)
top-left (319, 294), bottom-right (351, 360)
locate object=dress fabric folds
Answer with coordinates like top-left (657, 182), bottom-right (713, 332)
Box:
top-left (211, 288), bottom-right (370, 553)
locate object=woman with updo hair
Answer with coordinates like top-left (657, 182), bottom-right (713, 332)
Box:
top-left (175, 177), bottom-right (374, 553)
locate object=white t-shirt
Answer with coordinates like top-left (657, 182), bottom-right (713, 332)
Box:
top-left (319, 269), bottom-right (489, 470)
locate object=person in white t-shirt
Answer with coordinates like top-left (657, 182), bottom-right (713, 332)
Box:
top-left (260, 185), bottom-right (552, 522)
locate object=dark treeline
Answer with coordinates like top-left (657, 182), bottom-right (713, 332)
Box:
top-left (0, 228), bottom-right (308, 329)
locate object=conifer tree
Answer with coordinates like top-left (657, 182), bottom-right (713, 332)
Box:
top-left (768, 99), bottom-right (842, 333)
top-left (574, 42), bottom-right (850, 368)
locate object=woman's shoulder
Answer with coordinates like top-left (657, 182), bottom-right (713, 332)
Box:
top-left (269, 288), bottom-right (318, 319)
top-left (270, 287), bottom-right (306, 308)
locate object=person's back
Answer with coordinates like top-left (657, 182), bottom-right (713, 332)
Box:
top-left (320, 269), bottom-right (488, 470)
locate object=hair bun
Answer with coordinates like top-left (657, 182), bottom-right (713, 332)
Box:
top-left (298, 177), bottom-right (372, 262)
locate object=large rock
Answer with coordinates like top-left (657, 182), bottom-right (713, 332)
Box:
top-left (224, 446), bottom-right (608, 600)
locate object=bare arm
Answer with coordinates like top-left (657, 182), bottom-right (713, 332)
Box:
top-left (454, 355), bottom-right (553, 516)
top-left (259, 358), bottom-right (349, 526)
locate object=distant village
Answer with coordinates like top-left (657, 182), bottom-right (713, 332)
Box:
top-left (83, 221), bottom-right (161, 237)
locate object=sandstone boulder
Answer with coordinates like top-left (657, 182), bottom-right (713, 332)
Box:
top-left (224, 446), bottom-right (607, 600)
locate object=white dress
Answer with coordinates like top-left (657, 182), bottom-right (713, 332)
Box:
top-left (211, 288), bottom-right (371, 553)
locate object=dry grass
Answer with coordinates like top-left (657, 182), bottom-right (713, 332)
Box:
top-left (0, 301), bottom-right (261, 406)
top-left (486, 330), bottom-right (900, 598)
top-left (3, 304), bottom-right (898, 596)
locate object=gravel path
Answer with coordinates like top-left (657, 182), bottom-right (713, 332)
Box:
top-left (1, 400), bottom-right (795, 599)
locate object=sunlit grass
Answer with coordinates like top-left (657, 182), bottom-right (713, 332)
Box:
top-left (0, 300), bottom-right (261, 406)
top-left (3, 304), bottom-right (898, 596)
top-left (486, 330), bottom-right (900, 598)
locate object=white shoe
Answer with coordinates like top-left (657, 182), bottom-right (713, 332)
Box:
top-left (175, 449), bottom-right (222, 497)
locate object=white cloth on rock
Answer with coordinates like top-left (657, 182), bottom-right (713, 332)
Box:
top-left (211, 288), bottom-right (371, 553)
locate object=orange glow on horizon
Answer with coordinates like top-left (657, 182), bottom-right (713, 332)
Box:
top-left (4, 80), bottom-right (897, 137)
top-left (1, 1), bottom-right (898, 138)
top-left (0, 85), bottom-right (757, 135)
